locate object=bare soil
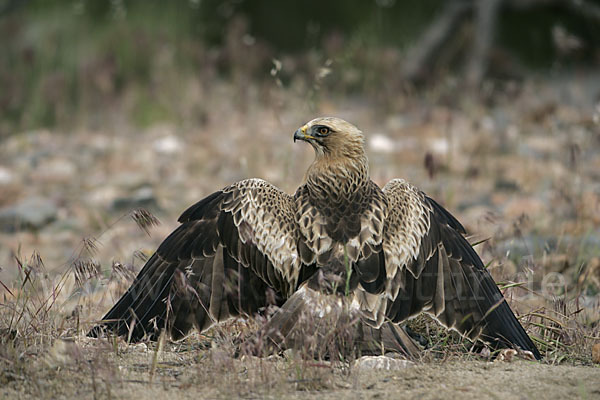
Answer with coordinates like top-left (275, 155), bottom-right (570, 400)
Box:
top-left (2, 336), bottom-right (599, 400)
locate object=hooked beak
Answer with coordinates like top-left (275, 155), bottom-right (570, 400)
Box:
top-left (293, 125), bottom-right (314, 143)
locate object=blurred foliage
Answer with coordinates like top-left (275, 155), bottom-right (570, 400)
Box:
top-left (0, 0), bottom-right (599, 134)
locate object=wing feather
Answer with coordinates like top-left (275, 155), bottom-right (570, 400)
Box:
top-left (89, 179), bottom-right (303, 341)
top-left (382, 179), bottom-right (541, 359)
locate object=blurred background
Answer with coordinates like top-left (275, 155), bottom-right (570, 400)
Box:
top-left (0, 0), bottom-right (599, 333)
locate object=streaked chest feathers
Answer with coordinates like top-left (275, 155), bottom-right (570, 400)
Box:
top-left (294, 158), bottom-right (388, 292)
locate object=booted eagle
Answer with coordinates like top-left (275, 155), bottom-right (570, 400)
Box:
top-left (89, 117), bottom-right (541, 359)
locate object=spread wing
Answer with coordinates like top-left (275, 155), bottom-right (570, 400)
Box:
top-left (89, 179), bottom-right (306, 341)
top-left (382, 179), bottom-right (541, 359)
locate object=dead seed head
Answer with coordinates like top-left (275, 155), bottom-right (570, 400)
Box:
top-left (72, 259), bottom-right (101, 287)
top-left (131, 208), bottom-right (160, 236)
top-left (82, 236), bottom-right (100, 256)
top-left (110, 261), bottom-right (136, 283)
top-left (133, 249), bottom-right (149, 262)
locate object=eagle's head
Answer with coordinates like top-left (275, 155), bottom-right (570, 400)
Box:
top-left (294, 117), bottom-right (369, 187)
top-left (294, 117), bottom-right (365, 160)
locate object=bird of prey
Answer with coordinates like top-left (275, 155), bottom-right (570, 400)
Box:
top-left (89, 117), bottom-right (541, 360)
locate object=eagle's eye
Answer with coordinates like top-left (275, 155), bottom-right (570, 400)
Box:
top-left (316, 126), bottom-right (330, 136)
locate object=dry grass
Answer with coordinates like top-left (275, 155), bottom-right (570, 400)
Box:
top-left (1, 211), bottom-right (599, 397)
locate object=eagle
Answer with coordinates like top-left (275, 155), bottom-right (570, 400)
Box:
top-left (89, 117), bottom-right (541, 360)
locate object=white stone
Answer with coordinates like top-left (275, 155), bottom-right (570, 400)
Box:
top-left (153, 135), bottom-right (183, 155)
top-left (369, 134), bottom-right (396, 153)
top-left (0, 166), bottom-right (14, 184)
top-left (354, 355), bottom-right (414, 371)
